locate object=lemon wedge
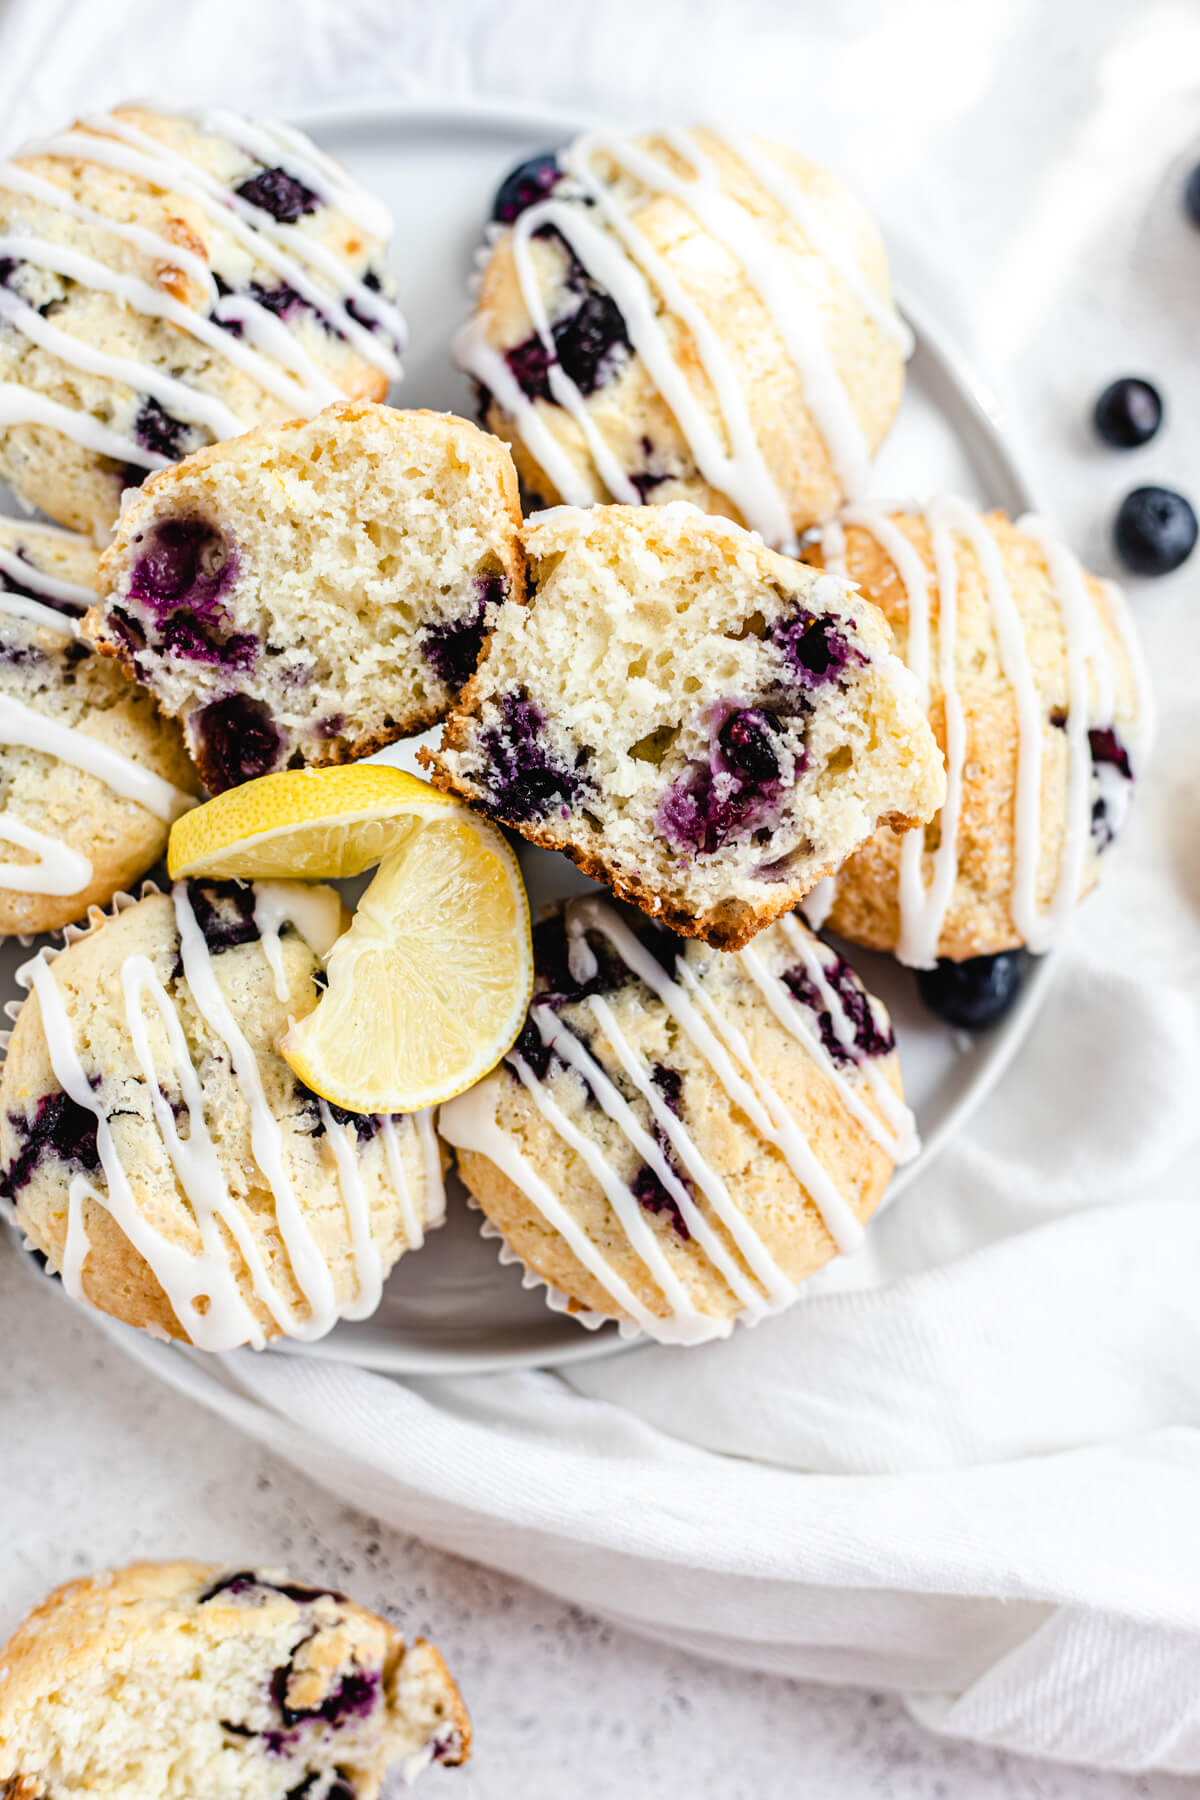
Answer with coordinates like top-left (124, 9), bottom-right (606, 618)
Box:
top-left (168, 764), bottom-right (456, 883)
top-left (280, 809), bottom-right (532, 1114)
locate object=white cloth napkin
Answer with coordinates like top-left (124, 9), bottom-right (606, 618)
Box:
top-left (3, 0), bottom-right (1200, 1774)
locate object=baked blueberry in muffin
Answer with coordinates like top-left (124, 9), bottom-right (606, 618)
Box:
top-left (0, 1560), bottom-right (468, 1797)
top-left (87, 402), bottom-right (524, 790)
top-left (427, 502), bottom-right (944, 950)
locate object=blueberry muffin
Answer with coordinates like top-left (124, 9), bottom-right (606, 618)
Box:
top-left (426, 502), bottom-right (945, 951)
top-left (0, 519), bottom-right (199, 937)
top-left (457, 127), bottom-right (911, 546)
top-left (440, 894), bottom-right (913, 1342)
top-left (87, 402), bottom-right (524, 790)
top-left (0, 104), bottom-right (405, 537)
top-left (0, 1560), bottom-right (468, 1797)
top-left (0, 880), bottom-right (447, 1347)
top-left (801, 498), bottom-right (1154, 961)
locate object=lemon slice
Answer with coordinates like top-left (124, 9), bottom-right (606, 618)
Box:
top-left (281, 812), bottom-right (532, 1114)
top-left (168, 764), bottom-right (456, 883)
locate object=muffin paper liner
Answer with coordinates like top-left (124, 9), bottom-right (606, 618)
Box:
top-left (467, 1194), bottom-right (643, 1340)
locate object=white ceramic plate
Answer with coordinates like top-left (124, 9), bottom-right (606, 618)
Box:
top-left (2, 98), bottom-right (1052, 1376)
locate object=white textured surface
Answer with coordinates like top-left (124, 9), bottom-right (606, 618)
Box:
top-left (2, 0), bottom-right (1200, 1789)
top-left (1, 1255), bottom-right (1191, 1800)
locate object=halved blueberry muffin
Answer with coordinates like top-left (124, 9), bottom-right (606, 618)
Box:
top-left (87, 403), bottom-right (524, 791)
top-left (426, 502), bottom-right (944, 950)
top-left (440, 894), bottom-right (913, 1342)
top-left (0, 1560), bottom-right (468, 1797)
top-left (0, 104), bottom-right (405, 537)
top-left (801, 498), bottom-right (1154, 962)
top-left (457, 127), bottom-right (911, 546)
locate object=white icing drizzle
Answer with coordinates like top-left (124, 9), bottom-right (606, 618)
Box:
top-left (0, 106), bottom-right (402, 469)
top-left (743, 914), bottom-right (918, 1162)
top-left (0, 816), bottom-right (90, 894)
top-left (195, 107), bottom-right (394, 243)
top-left (459, 126), bottom-right (894, 549)
top-left (0, 381), bottom-right (166, 470)
top-left (799, 873), bottom-right (836, 931)
top-left (0, 690), bottom-right (194, 824)
top-left (251, 880), bottom-right (343, 1004)
top-left (440, 894), bottom-right (882, 1340)
top-left (415, 1109), bottom-right (447, 1230)
top-left (0, 536), bottom-right (93, 611)
top-left (715, 130), bottom-right (914, 354)
top-left (319, 1101), bottom-right (383, 1322)
top-left (16, 882), bottom-right (425, 1348)
top-left (830, 497), bottom-right (1139, 963)
top-left (0, 281), bottom-right (246, 439)
top-left (381, 1113), bottom-right (423, 1251)
top-left (0, 231), bottom-right (341, 415)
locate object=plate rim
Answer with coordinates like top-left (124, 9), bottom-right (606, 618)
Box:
top-left (2, 94), bottom-right (1058, 1381)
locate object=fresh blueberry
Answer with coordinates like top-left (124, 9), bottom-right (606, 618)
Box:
top-left (176, 882), bottom-right (261, 972)
top-left (1113, 485), bottom-right (1197, 575)
top-left (504, 242), bottom-right (631, 403)
top-left (2, 1091), bottom-right (101, 1199)
top-left (191, 694), bottom-right (282, 791)
top-left (916, 952), bottom-right (1027, 1030)
top-left (475, 690), bottom-right (590, 822)
top-left (1088, 725), bottom-right (1133, 780)
top-left (1184, 161), bottom-right (1200, 227)
top-left (294, 1084), bottom-right (384, 1145)
top-left (1093, 378), bottom-right (1162, 449)
top-left (658, 707), bottom-right (792, 856)
top-left (492, 152), bottom-right (561, 224)
top-left (235, 166), bottom-right (319, 224)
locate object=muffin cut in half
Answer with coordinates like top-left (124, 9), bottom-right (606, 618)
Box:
top-left (0, 879), bottom-right (446, 1348)
top-left (0, 1560), bottom-right (468, 1797)
top-left (440, 894), bottom-right (913, 1342)
top-left (457, 126), bottom-right (911, 545)
top-left (801, 497), bottom-right (1154, 961)
top-left (87, 402), bottom-right (524, 791)
top-left (0, 103), bottom-right (405, 538)
top-left (0, 519), bottom-right (199, 937)
top-left (427, 502), bottom-right (945, 950)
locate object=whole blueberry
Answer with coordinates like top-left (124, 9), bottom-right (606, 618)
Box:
top-left (1113, 485), bottom-right (1197, 576)
top-left (492, 152), bottom-right (561, 224)
top-left (916, 952), bottom-right (1027, 1031)
top-left (1184, 161), bottom-right (1200, 227)
top-left (1093, 378), bottom-right (1162, 449)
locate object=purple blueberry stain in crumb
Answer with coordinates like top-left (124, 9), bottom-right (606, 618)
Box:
top-left (505, 234), bottom-right (631, 402)
top-left (157, 612), bottom-right (258, 671)
top-left (781, 952), bottom-right (894, 1067)
top-left (658, 705), bottom-right (794, 857)
top-left (769, 604), bottom-right (864, 690)
top-left (191, 694), bottom-right (283, 791)
top-left (128, 517), bottom-right (236, 619)
top-left (315, 713), bottom-right (345, 739)
top-left (422, 575), bottom-right (507, 690)
top-left (235, 166), bottom-right (320, 224)
top-left (294, 1083), bottom-right (389, 1145)
top-left (492, 151), bottom-right (562, 224)
top-left (271, 1659), bottom-right (381, 1730)
top-left (1089, 725), bottom-right (1133, 780)
top-left (474, 689), bottom-right (590, 823)
top-left (1, 1091), bottom-right (101, 1199)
